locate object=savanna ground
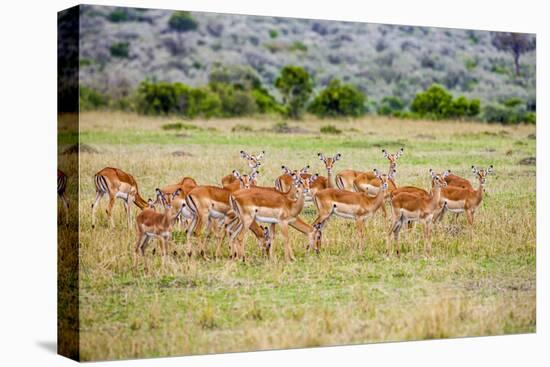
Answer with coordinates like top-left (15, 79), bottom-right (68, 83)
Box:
top-left (58, 111), bottom-right (535, 361)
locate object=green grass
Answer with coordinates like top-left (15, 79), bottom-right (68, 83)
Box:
top-left (61, 111), bottom-right (536, 361)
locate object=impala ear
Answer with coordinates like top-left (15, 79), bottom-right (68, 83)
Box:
top-left (147, 198), bottom-right (155, 208)
top-left (487, 165), bottom-right (494, 174)
top-left (257, 151), bottom-right (265, 160)
top-left (172, 188), bottom-right (182, 199)
top-left (281, 165), bottom-right (291, 175)
top-left (310, 173), bottom-right (319, 183)
top-left (429, 169), bottom-right (436, 178)
top-left (240, 150), bottom-right (248, 158)
top-left (373, 168), bottom-right (380, 177)
top-left (382, 149), bottom-right (389, 158)
top-left (471, 166), bottom-right (478, 174)
top-left (396, 147), bottom-right (404, 158)
top-left (250, 170), bottom-right (258, 181)
top-left (318, 152), bottom-right (325, 161)
top-left (388, 169), bottom-right (396, 179)
top-left (333, 153), bottom-right (342, 162)
top-left (233, 170), bottom-right (241, 179)
top-left (300, 165), bottom-right (310, 174)
top-left (443, 170), bottom-right (450, 178)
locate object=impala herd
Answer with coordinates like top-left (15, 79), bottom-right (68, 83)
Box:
top-left (57, 149), bottom-right (494, 266)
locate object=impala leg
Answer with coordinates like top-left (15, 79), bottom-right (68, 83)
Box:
top-left (312, 213), bottom-right (331, 251)
top-left (91, 191), bottom-right (104, 229)
top-left (355, 217), bottom-right (365, 250)
top-left (280, 221), bottom-right (294, 262)
top-left (186, 214), bottom-right (199, 258)
top-left (214, 222), bottom-right (227, 259)
top-left (237, 216), bottom-right (254, 262)
top-left (133, 232), bottom-right (146, 267)
top-left (197, 212), bottom-right (211, 260)
top-left (424, 221), bottom-right (433, 257)
top-left (465, 210), bottom-right (474, 226)
top-left (106, 193), bottom-right (116, 228)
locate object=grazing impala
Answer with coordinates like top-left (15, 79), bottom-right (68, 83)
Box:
top-left (91, 167), bottom-right (148, 229)
top-left (336, 148), bottom-right (403, 191)
top-left (437, 165), bottom-right (494, 225)
top-left (312, 169), bottom-right (389, 251)
top-left (156, 176), bottom-right (198, 228)
top-left (229, 173), bottom-right (318, 261)
top-left (388, 170), bottom-right (447, 257)
top-left (134, 189), bottom-right (182, 268)
top-left (57, 169), bottom-right (69, 224)
top-left (222, 150), bottom-right (264, 188)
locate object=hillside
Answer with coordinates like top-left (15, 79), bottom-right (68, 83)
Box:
top-left (79, 5), bottom-right (536, 108)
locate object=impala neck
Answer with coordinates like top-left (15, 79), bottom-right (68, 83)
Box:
top-left (476, 179), bottom-right (484, 204)
top-left (290, 187), bottom-right (307, 217)
top-left (327, 168), bottom-right (335, 188)
top-left (430, 186), bottom-right (442, 210)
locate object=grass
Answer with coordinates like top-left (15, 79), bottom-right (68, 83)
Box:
top-left (60, 111), bottom-right (536, 361)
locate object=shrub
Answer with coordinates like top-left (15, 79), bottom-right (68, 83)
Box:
top-left (80, 86), bottom-right (108, 110)
top-left (108, 9), bottom-right (131, 22)
top-left (275, 65), bottom-right (313, 119)
top-left (209, 83), bottom-right (257, 117)
top-left (503, 97), bottom-right (523, 108)
top-left (308, 79), bottom-right (365, 118)
top-left (483, 102), bottom-right (535, 124)
top-left (251, 88), bottom-right (285, 115)
top-left (377, 96), bottom-right (404, 116)
top-left (320, 125), bottom-right (342, 134)
top-left (136, 81), bottom-right (221, 118)
top-left (208, 65), bottom-right (261, 91)
top-left (168, 11), bottom-right (198, 33)
top-left (269, 29), bottom-right (278, 39)
top-left (231, 124), bottom-right (253, 132)
top-left (290, 41), bottom-right (308, 52)
top-left (411, 84), bottom-right (480, 119)
top-left (110, 42), bottom-right (129, 58)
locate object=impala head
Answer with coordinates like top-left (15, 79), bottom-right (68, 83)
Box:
top-left (240, 150), bottom-right (265, 169)
top-left (312, 222), bottom-right (324, 250)
top-left (282, 165), bottom-right (310, 177)
top-left (290, 172), bottom-right (318, 196)
top-left (472, 165), bottom-right (494, 186)
top-left (429, 169), bottom-right (448, 188)
top-left (382, 148), bottom-right (404, 170)
top-left (147, 198), bottom-right (156, 210)
top-left (318, 152), bottom-right (342, 174)
top-left (373, 168), bottom-right (389, 191)
top-left (233, 170), bottom-right (256, 189)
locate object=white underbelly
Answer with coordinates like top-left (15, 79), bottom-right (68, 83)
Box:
top-left (447, 208), bottom-right (464, 213)
top-left (333, 210), bottom-right (357, 220)
top-left (255, 215), bottom-right (279, 224)
top-left (209, 209), bottom-right (226, 219)
top-left (180, 206), bottom-right (192, 219)
top-left (116, 191), bottom-right (129, 200)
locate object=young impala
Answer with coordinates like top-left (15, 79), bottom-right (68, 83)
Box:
top-left (91, 167), bottom-right (149, 229)
top-left (57, 169), bottom-right (69, 224)
top-left (388, 170), bottom-right (448, 257)
top-left (229, 173), bottom-right (318, 262)
top-left (437, 165), bottom-right (494, 225)
top-left (312, 169), bottom-right (389, 251)
top-left (134, 189), bottom-right (182, 269)
top-left (336, 148), bottom-right (403, 191)
top-left (222, 150), bottom-right (264, 188)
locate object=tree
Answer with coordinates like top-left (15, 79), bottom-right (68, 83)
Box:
top-left (275, 65), bottom-right (313, 119)
top-left (491, 32), bottom-right (535, 76)
top-left (168, 11), bottom-right (198, 33)
top-left (308, 79), bottom-right (365, 117)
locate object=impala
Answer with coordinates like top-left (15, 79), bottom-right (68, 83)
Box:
top-left (229, 173), bottom-right (318, 261)
top-left (336, 148), bottom-right (403, 191)
top-left (387, 170), bottom-right (447, 257)
top-left (57, 169), bottom-right (69, 224)
top-left (227, 170), bottom-right (322, 257)
top-left (91, 167), bottom-right (149, 229)
top-left (184, 171), bottom-right (266, 259)
top-left (437, 165), bottom-right (494, 225)
top-left (156, 176), bottom-right (198, 225)
top-left (134, 189), bottom-right (182, 268)
top-left (222, 150), bottom-right (264, 188)
top-left (275, 153), bottom-right (341, 200)
top-left (312, 169), bottom-right (389, 251)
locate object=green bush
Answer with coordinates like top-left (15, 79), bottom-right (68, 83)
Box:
top-left (252, 88), bottom-right (285, 115)
top-left (168, 11), bottom-right (198, 32)
top-left (110, 42), bottom-right (129, 58)
top-left (483, 102), bottom-right (535, 124)
top-left (208, 65), bottom-right (261, 91)
top-left (503, 97), bottom-right (524, 108)
top-left (275, 65), bottom-right (313, 119)
top-left (136, 81), bottom-right (221, 118)
top-left (308, 79), bottom-right (365, 118)
top-left (209, 83), bottom-right (257, 117)
top-left (80, 86), bottom-right (108, 110)
top-left (320, 125), bottom-right (342, 134)
top-left (411, 84), bottom-right (480, 119)
top-left (269, 29), bottom-right (278, 39)
top-left (231, 124), bottom-right (253, 132)
top-left (108, 9), bottom-right (130, 22)
top-left (377, 96), bottom-right (404, 116)
top-left (290, 41), bottom-right (308, 52)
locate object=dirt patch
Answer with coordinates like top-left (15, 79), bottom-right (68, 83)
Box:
top-left (415, 134), bottom-right (435, 140)
top-left (62, 143), bottom-right (99, 154)
top-left (519, 157), bottom-right (535, 166)
top-left (172, 151), bottom-right (193, 157)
